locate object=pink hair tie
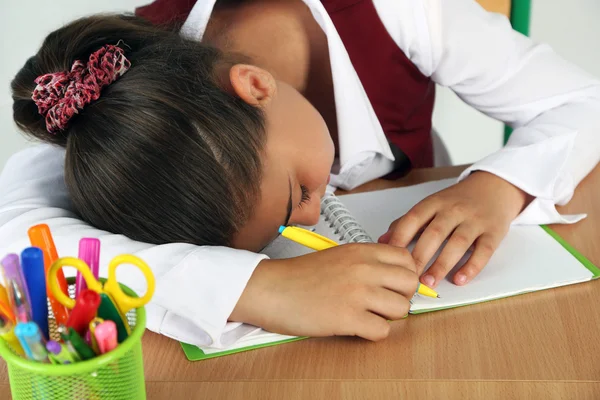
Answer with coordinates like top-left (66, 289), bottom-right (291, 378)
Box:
top-left (31, 44), bottom-right (131, 134)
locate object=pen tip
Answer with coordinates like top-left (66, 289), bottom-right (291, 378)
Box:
top-left (436, 295), bottom-right (441, 298)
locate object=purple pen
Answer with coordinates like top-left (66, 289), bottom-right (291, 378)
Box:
top-left (1, 254), bottom-right (32, 323)
top-left (75, 238), bottom-right (101, 297)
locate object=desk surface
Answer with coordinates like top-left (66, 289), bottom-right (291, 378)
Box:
top-left (1, 164), bottom-right (599, 400)
top-left (142, 164), bottom-right (600, 399)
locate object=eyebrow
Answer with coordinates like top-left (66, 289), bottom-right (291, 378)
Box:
top-left (283, 175), bottom-right (293, 228)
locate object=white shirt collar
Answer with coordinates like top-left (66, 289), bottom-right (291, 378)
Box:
top-left (180, 0), bottom-right (395, 176)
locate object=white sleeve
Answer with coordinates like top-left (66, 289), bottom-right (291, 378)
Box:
top-left (0, 145), bottom-right (266, 348)
top-left (375, 0), bottom-right (600, 225)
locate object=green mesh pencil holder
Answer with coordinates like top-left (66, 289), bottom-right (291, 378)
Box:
top-left (0, 280), bottom-right (147, 400)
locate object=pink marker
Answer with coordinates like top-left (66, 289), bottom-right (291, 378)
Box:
top-left (94, 320), bottom-right (118, 354)
top-left (75, 238), bottom-right (101, 297)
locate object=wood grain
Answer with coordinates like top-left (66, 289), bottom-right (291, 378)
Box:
top-left (2, 163), bottom-right (599, 400)
top-left (146, 382), bottom-right (600, 400)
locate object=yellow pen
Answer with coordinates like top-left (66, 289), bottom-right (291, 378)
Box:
top-left (278, 225), bottom-right (439, 299)
top-left (278, 226), bottom-right (338, 251)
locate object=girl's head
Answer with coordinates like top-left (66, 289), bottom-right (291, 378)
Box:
top-left (12, 15), bottom-right (333, 251)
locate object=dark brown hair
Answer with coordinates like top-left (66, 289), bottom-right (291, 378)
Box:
top-left (11, 15), bottom-right (266, 246)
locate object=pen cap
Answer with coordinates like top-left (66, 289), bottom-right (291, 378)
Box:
top-left (95, 320), bottom-right (118, 354)
top-left (66, 327), bottom-right (96, 360)
top-left (76, 238), bottom-right (101, 295)
top-left (78, 238), bottom-right (101, 271)
top-left (14, 322), bottom-right (42, 342)
top-left (15, 321), bottom-right (47, 361)
top-left (27, 224), bottom-right (69, 299)
top-left (46, 340), bottom-right (62, 355)
top-left (27, 224), bottom-right (60, 263)
top-left (21, 247), bottom-right (49, 339)
top-left (66, 289), bottom-right (101, 336)
top-left (1, 254), bottom-right (32, 322)
top-left (1, 254), bottom-right (29, 291)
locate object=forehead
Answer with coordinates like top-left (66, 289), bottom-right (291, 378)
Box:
top-left (231, 146), bottom-right (291, 251)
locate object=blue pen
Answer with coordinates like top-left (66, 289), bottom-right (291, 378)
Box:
top-left (21, 248), bottom-right (49, 340)
top-left (0, 254), bottom-right (32, 323)
top-left (15, 322), bottom-right (48, 362)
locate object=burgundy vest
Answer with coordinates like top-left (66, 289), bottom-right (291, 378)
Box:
top-left (136, 0), bottom-right (435, 168)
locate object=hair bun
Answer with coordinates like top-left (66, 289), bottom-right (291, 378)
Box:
top-left (32, 44), bottom-right (131, 134)
top-left (11, 15), bottom-right (156, 146)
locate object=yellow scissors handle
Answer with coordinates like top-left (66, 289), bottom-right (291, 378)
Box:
top-left (48, 257), bottom-right (103, 309)
top-left (103, 254), bottom-right (156, 316)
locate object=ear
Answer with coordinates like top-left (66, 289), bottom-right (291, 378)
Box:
top-left (229, 64), bottom-right (277, 106)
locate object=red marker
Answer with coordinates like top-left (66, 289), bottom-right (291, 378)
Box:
top-left (66, 289), bottom-right (100, 336)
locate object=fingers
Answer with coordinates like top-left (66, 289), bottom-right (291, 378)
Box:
top-left (371, 244), bottom-right (417, 273)
top-left (364, 287), bottom-right (412, 321)
top-left (411, 214), bottom-right (461, 274)
top-left (383, 202), bottom-right (436, 248)
top-left (351, 312), bottom-right (391, 342)
top-left (344, 243), bottom-right (417, 273)
top-left (374, 262), bottom-right (419, 297)
top-left (452, 233), bottom-right (502, 285)
top-left (419, 223), bottom-right (481, 288)
top-left (343, 244), bottom-right (419, 295)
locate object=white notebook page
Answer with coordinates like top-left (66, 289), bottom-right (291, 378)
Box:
top-left (337, 179), bottom-right (594, 312)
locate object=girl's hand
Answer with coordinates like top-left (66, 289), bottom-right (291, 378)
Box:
top-left (378, 171), bottom-right (530, 288)
top-left (230, 244), bottom-right (419, 341)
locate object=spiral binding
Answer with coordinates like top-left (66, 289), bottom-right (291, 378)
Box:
top-left (320, 192), bottom-right (373, 243)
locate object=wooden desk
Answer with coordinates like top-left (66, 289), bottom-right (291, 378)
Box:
top-left (136, 164), bottom-right (600, 399)
top-left (1, 164), bottom-right (598, 399)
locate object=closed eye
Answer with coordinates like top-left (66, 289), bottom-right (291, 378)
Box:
top-left (298, 184), bottom-right (310, 208)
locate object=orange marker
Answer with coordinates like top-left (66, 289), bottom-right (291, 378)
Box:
top-left (0, 284), bottom-right (10, 306)
top-left (28, 224), bottom-right (69, 325)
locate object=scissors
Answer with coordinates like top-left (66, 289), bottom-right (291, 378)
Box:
top-left (48, 254), bottom-right (155, 342)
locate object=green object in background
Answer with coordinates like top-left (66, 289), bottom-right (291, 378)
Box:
top-left (504, 0), bottom-right (532, 144)
top-left (0, 280), bottom-right (147, 400)
top-left (511, 0), bottom-right (532, 36)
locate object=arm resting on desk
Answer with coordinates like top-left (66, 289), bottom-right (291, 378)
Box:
top-left (0, 144), bottom-right (266, 348)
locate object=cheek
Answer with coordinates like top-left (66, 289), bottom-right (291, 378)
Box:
top-left (301, 113), bottom-right (334, 179)
top-left (290, 194), bottom-right (322, 226)
top-left (303, 196), bottom-right (322, 226)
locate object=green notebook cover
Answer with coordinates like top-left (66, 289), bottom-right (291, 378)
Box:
top-left (181, 225), bottom-right (599, 361)
top-left (181, 336), bottom-right (307, 361)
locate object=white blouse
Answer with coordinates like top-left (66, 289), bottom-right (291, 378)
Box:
top-left (0, 0), bottom-right (598, 348)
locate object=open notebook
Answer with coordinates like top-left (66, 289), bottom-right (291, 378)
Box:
top-left (181, 179), bottom-right (600, 360)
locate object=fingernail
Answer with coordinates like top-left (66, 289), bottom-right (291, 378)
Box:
top-left (455, 273), bottom-right (467, 285)
top-left (422, 275), bottom-right (435, 287)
